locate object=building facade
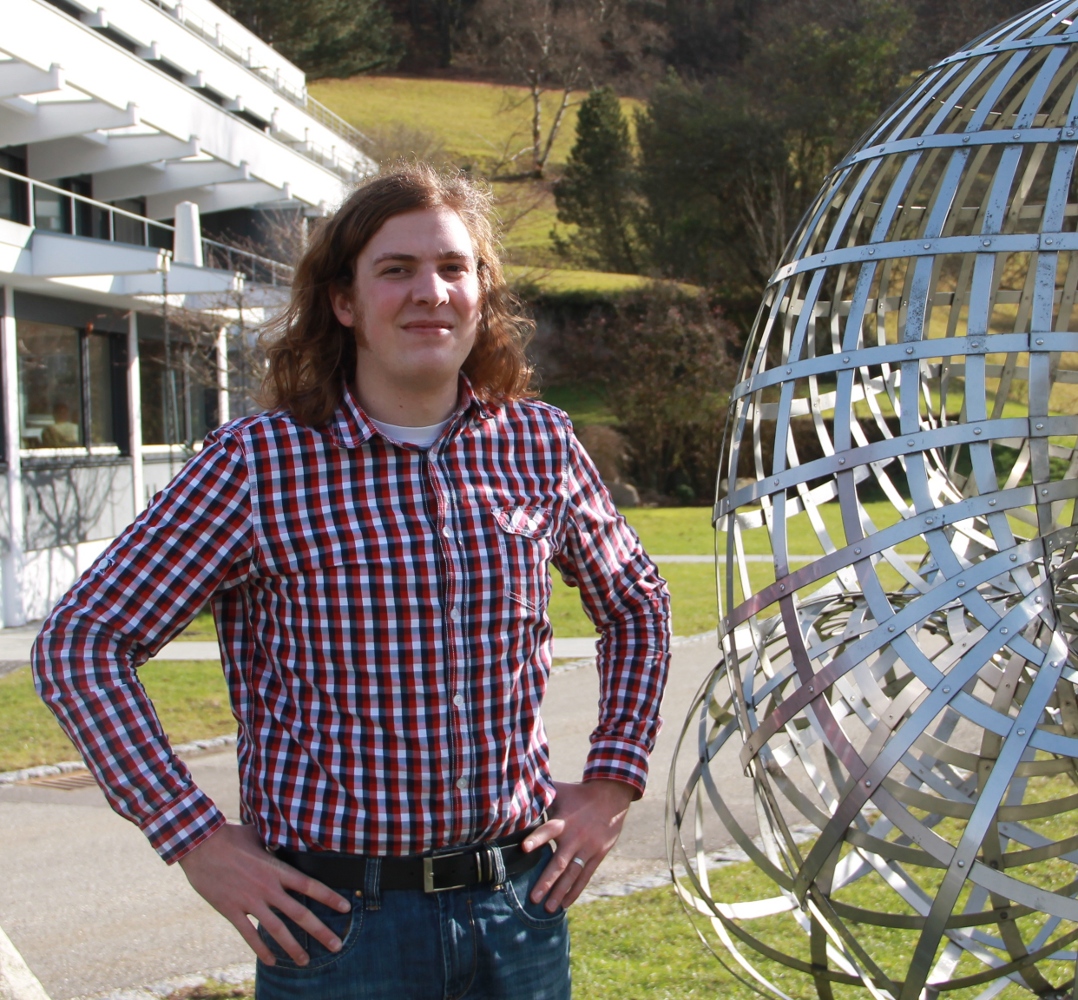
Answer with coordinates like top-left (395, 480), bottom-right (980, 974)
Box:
top-left (2, 0), bottom-right (373, 624)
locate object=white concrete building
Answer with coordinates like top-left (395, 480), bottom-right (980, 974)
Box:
top-left (1, 0), bottom-right (374, 624)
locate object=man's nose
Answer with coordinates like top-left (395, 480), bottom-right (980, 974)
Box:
top-left (411, 268), bottom-right (450, 305)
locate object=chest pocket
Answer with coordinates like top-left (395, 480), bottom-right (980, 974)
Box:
top-left (493, 506), bottom-right (556, 615)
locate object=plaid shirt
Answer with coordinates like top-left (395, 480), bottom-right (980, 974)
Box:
top-left (33, 383), bottom-right (670, 864)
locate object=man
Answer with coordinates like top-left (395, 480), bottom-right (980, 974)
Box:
top-left (33, 165), bottom-right (670, 999)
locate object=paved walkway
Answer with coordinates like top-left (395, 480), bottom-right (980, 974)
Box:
top-left (0, 629), bottom-right (759, 1000)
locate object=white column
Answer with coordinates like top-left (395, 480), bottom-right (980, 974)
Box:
top-left (128, 311), bottom-right (145, 515)
top-left (216, 325), bottom-right (229, 426)
top-left (1, 286), bottom-right (26, 627)
top-left (173, 201), bottom-right (204, 267)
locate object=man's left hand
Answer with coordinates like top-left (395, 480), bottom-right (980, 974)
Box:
top-left (523, 778), bottom-right (635, 912)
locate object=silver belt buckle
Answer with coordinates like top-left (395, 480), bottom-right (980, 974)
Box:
top-left (422, 847), bottom-right (472, 893)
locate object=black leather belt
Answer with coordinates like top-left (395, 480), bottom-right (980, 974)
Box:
top-left (274, 827), bottom-right (542, 893)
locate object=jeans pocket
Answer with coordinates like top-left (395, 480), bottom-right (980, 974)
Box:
top-left (501, 848), bottom-right (567, 930)
top-left (257, 889), bottom-right (361, 972)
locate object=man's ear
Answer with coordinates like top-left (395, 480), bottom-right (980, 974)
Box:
top-left (329, 283), bottom-right (357, 328)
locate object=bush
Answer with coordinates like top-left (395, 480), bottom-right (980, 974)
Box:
top-left (554, 283), bottom-right (738, 503)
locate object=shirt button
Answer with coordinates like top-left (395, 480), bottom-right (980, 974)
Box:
top-left (453, 693), bottom-right (465, 707)
top-left (450, 608), bottom-right (461, 622)
top-left (456, 777), bottom-right (468, 790)
top-left (441, 526), bottom-right (452, 538)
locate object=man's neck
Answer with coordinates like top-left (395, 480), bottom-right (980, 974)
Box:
top-left (352, 374), bottom-right (461, 428)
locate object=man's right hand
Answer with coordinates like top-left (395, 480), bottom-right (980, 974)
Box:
top-left (177, 822), bottom-right (350, 967)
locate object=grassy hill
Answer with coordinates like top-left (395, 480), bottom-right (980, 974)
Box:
top-left (309, 75), bottom-right (600, 169)
top-left (308, 74), bottom-right (644, 290)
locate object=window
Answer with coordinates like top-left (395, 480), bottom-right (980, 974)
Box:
top-left (32, 177), bottom-right (110, 238)
top-left (33, 186), bottom-right (65, 233)
top-left (63, 176), bottom-right (108, 239)
top-left (112, 197), bottom-right (147, 246)
top-left (18, 321), bottom-right (128, 450)
top-left (0, 148), bottom-right (28, 226)
top-left (109, 197), bottom-right (171, 250)
top-left (139, 337), bottom-right (219, 446)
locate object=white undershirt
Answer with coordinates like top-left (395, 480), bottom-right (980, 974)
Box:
top-left (369, 417), bottom-right (451, 449)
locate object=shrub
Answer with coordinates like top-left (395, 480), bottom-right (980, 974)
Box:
top-left (555, 283), bottom-right (738, 503)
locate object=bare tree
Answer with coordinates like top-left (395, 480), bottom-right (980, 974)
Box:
top-left (366, 123), bottom-right (451, 169)
top-left (462, 0), bottom-right (664, 179)
top-left (736, 162), bottom-right (793, 282)
top-left (154, 210), bottom-right (306, 447)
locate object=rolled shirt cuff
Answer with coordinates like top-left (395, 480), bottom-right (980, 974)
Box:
top-left (141, 786), bottom-right (228, 864)
top-left (583, 737), bottom-right (652, 799)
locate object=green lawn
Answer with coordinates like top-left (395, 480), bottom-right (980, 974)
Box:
top-left (537, 384), bottom-right (617, 427)
top-left (309, 75), bottom-right (641, 175)
top-left (0, 659), bottom-right (235, 772)
top-left (494, 184), bottom-right (564, 269)
top-left (506, 264), bottom-right (653, 294)
top-left (549, 561), bottom-right (717, 641)
top-left (624, 507), bottom-right (713, 555)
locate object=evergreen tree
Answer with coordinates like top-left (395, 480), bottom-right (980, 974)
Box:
top-left (634, 74), bottom-right (789, 298)
top-left (553, 87), bottom-right (643, 273)
top-left (632, 0), bottom-right (914, 307)
top-left (216, 0), bottom-right (401, 79)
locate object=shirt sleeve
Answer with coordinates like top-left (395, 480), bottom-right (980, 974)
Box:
top-left (552, 420), bottom-right (672, 798)
top-left (31, 428), bottom-right (255, 864)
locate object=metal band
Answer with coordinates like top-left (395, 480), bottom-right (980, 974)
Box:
top-left (670, 6), bottom-right (1078, 999)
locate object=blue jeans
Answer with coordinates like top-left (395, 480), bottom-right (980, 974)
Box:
top-left (255, 845), bottom-right (571, 1000)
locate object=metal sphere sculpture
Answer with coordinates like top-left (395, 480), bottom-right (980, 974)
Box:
top-left (668, 5), bottom-right (1078, 1000)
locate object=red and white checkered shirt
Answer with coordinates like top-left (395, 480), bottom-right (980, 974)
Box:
top-left (32, 382), bottom-right (671, 864)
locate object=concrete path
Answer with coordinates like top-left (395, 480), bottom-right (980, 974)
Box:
top-left (0, 633), bottom-right (757, 1000)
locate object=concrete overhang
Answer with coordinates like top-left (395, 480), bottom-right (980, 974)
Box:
top-left (0, 99), bottom-right (140, 146)
top-left (31, 229), bottom-right (170, 277)
top-left (92, 159), bottom-right (253, 201)
top-left (28, 133), bottom-right (202, 181)
top-left (28, 230), bottom-right (243, 296)
top-left (0, 58), bottom-right (64, 99)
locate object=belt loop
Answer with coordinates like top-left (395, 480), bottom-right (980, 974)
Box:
top-left (488, 843), bottom-right (507, 887)
top-left (364, 856), bottom-right (382, 911)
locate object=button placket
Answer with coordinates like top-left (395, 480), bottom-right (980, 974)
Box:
top-left (429, 458), bottom-right (473, 837)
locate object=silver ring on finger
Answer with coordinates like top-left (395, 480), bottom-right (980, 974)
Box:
top-left (571, 856), bottom-right (586, 869)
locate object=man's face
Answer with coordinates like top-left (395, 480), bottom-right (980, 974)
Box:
top-left (332, 206), bottom-right (482, 415)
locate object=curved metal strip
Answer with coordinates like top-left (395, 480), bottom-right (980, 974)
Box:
top-left (672, 7), bottom-right (1078, 997)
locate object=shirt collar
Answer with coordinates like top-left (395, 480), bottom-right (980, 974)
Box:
top-left (325, 376), bottom-right (493, 450)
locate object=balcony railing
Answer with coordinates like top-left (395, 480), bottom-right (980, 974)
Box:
top-left (0, 166), bottom-right (293, 287)
top-left (304, 97), bottom-right (375, 159)
top-left (201, 238), bottom-right (294, 288)
top-left (145, 0), bottom-right (374, 160)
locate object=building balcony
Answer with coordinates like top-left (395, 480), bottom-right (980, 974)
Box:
top-left (0, 165), bottom-right (292, 309)
top-left (5, 0), bottom-right (376, 218)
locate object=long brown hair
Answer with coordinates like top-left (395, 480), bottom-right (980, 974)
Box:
top-left (260, 164), bottom-right (535, 426)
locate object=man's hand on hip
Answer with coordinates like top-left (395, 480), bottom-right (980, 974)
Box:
top-left (523, 778), bottom-right (635, 912)
top-left (178, 823), bottom-right (351, 967)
